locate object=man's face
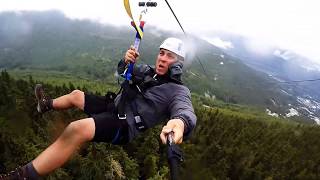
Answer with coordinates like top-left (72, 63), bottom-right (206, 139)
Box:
top-left (155, 49), bottom-right (178, 75)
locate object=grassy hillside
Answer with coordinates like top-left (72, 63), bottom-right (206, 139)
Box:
top-left (0, 10), bottom-right (298, 114)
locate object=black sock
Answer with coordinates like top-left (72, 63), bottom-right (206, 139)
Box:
top-left (46, 99), bottom-right (53, 110)
top-left (26, 162), bottom-right (40, 180)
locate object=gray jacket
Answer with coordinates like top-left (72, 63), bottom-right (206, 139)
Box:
top-left (116, 60), bottom-right (197, 141)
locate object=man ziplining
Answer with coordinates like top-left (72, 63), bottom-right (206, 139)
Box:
top-left (0, 37), bottom-right (197, 180)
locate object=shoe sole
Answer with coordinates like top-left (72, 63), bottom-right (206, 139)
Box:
top-left (34, 84), bottom-right (43, 113)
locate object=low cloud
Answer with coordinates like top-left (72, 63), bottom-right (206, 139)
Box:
top-left (205, 37), bottom-right (234, 49)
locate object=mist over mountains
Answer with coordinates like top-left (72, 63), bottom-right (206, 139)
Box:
top-left (206, 31), bottom-right (320, 123)
top-left (1, 10), bottom-right (320, 123)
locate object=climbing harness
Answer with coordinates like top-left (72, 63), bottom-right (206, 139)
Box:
top-left (119, 3), bottom-right (184, 179)
top-left (112, 0), bottom-right (158, 143)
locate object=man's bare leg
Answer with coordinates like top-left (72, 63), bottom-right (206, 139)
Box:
top-left (32, 118), bottom-right (95, 175)
top-left (52, 90), bottom-right (85, 110)
top-left (35, 84), bottom-right (85, 113)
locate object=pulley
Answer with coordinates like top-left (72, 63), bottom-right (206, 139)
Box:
top-left (138, 2), bottom-right (157, 7)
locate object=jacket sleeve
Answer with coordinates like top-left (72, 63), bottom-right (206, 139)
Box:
top-left (117, 59), bottom-right (127, 76)
top-left (168, 85), bottom-right (197, 139)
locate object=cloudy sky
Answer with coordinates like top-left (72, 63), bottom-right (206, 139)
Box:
top-left (1, 0), bottom-right (319, 62)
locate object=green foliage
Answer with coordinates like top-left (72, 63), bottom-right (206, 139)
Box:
top-left (181, 105), bottom-right (320, 179)
top-left (2, 71), bottom-right (320, 179)
top-left (0, 72), bottom-right (140, 179)
top-left (1, 10), bottom-right (320, 179)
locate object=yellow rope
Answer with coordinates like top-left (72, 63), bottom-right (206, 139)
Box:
top-left (123, 0), bottom-right (144, 38)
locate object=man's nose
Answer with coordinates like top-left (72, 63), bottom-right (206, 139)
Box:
top-left (159, 56), bottom-right (167, 63)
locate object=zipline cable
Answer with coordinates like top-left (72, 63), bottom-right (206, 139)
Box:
top-left (164, 0), bottom-right (320, 87)
top-left (163, 0), bottom-right (210, 78)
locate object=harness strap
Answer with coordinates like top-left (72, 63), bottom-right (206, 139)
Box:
top-left (117, 79), bottom-right (147, 131)
top-left (125, 21), bottom-right (145, 81)
top-left (117, 80), bottom-right (130, 120)
top-left (123, 0), bottom-right (144, 39)
top-left (130, 99), bottom-right (147, 131)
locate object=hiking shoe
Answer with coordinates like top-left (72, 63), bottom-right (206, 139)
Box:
top-left (35, 84), bottom-right (52, 113)
top-left (0, 166), bottom-right (28, 180)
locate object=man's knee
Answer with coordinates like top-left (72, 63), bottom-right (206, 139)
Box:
top-left (64, 118), bottom-right (95, 142)
top-left (69, 90), bottom-right (84, 107)
top-left (70, 90), bottom-right (84, 100)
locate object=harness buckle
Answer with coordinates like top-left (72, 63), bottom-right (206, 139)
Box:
top-left (136, 85), bottom-right (142, 93)
top-left (134, 116), bottom-right (146, 129)
top-left (118, 114), bottom-right (127, 120)
top-left (134, 116), bottom-right (142, 123)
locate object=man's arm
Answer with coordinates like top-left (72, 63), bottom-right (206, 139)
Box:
top-left (160, 86), bottom-right (197, 144)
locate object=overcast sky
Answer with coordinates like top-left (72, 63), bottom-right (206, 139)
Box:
top-left (1, 0), bottom-right (319, 63)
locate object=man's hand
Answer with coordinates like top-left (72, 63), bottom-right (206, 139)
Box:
top-left (160, 119), bottom-right (185, 144)
top-left (124, 45), bottom-right (140, 64)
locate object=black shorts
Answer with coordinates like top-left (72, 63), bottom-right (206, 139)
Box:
top-left (83, 93), bottom-right (128, 144)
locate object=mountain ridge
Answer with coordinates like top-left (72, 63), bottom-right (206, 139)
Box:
top-left (0, 10), bottom-right (318, 123)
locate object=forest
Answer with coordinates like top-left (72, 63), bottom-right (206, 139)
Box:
top-left (1, 70), bottom-right (320, 179)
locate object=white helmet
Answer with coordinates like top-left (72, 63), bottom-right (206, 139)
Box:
top-left (159, 37), bottom-right (185, 58)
